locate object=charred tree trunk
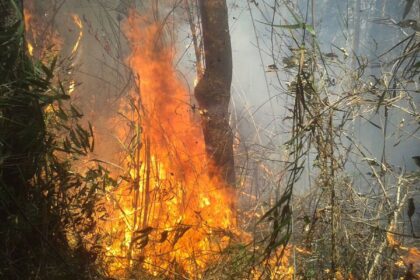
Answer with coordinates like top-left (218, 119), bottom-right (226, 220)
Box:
top-left (195, 0), bottom-right (235, 185)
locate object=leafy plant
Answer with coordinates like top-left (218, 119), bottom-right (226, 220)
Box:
top-left (0, 2), bottom-right (111, 278)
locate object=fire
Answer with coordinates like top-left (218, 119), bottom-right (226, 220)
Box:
top-left (23, 7), bottom-right (82, 102)
top-left (67, 14), bottom-right (83, 95)
top-left (403, 248), bottom-right (420, 277)
top-left (387, 223), bottom-right (420, 277)
top-left (68, 80), bottom-right (76, 95)
top-left (71, 14), bottom-right (83, 56)
top-left (22, 4), bottom-right (293, 277)
top-left (255, 247), bottom-right (294, 279)
top-left (90, 12), bottom-right (237, 277)
top-left (24, 8), bottom-right (34, 56)
top-left (395, 248), bottom-right (420, 278)
top-left (23, 8), bottom-right (34, 56)
top-left (295, 246), bottom-right (311, 255)
top-left (387, 231), bottom-right (402, 249)
top-left (23, 5), bottom-right (63, 60)
top-left (27, 42), bottom-right (34, 56)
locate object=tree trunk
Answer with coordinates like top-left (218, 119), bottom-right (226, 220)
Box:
top-left (194, 0), bottom-right (235, 185)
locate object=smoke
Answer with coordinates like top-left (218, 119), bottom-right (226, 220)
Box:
top-left (23, 0), bottom-right (419, 276)
top-left (228, 0), bottom-right (419, 171)
top-left (227, 0), bottom-right (420, 234)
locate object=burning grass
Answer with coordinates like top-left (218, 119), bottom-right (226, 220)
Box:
top-left (88, 12), bottom-right (241, 278)
top-left (18, 1), bottom-right (419, 279)
top-left (23, 3), bottom-right (63, 59)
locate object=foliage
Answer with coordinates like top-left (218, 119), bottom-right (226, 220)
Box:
top-left (1, 0), bottom-right (418, 279)
top-left (0, 2), bottom-right (110, 279)
top-left (249, 0), bottom-right (420, 278)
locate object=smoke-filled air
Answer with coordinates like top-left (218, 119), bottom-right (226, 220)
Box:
top-left (1, 0), bottom-right (419, 279)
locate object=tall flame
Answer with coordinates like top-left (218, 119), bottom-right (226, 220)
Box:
top-left (91, 12), bottom-right (237, 277)
top-left (23, 8), bottom-right (34, 56)
top-left (68, 14), bottom-right (83, 95)
top-left (71, 14), bottom-right (83, 56)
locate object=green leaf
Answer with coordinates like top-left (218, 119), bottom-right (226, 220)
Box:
top-left (272, 23), bottom-right (316, 36)
top-left (304, 24), bottom-right (316, 36)
top-left (258, 20), bottom-right (316, 36)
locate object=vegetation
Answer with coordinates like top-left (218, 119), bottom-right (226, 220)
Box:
top-left (0, 2), bottom-right (108, 278)
top-left (0, 0), bottom-right (419, 279)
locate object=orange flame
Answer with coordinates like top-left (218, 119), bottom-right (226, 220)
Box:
top-left (23, 7), bottom-right (82, 100)
top-left (23, 5), bottom-right (63, 60)
top-left (71, 14), bottom-right (83, 56)
top-left (91, 12), bottom-right (237, 277)
top-left (68, 14), bottom-right (83, 95)
top-left (254, 247), bottom-right (294, 279)
top-left (387, 223), bottom-right (420, 276)
top-left (395, 247), bottom-right (420, 277)
top-left (404, 248), bottom-right (420, 277)
top-left (23, 8), bottom-right (34, 56)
